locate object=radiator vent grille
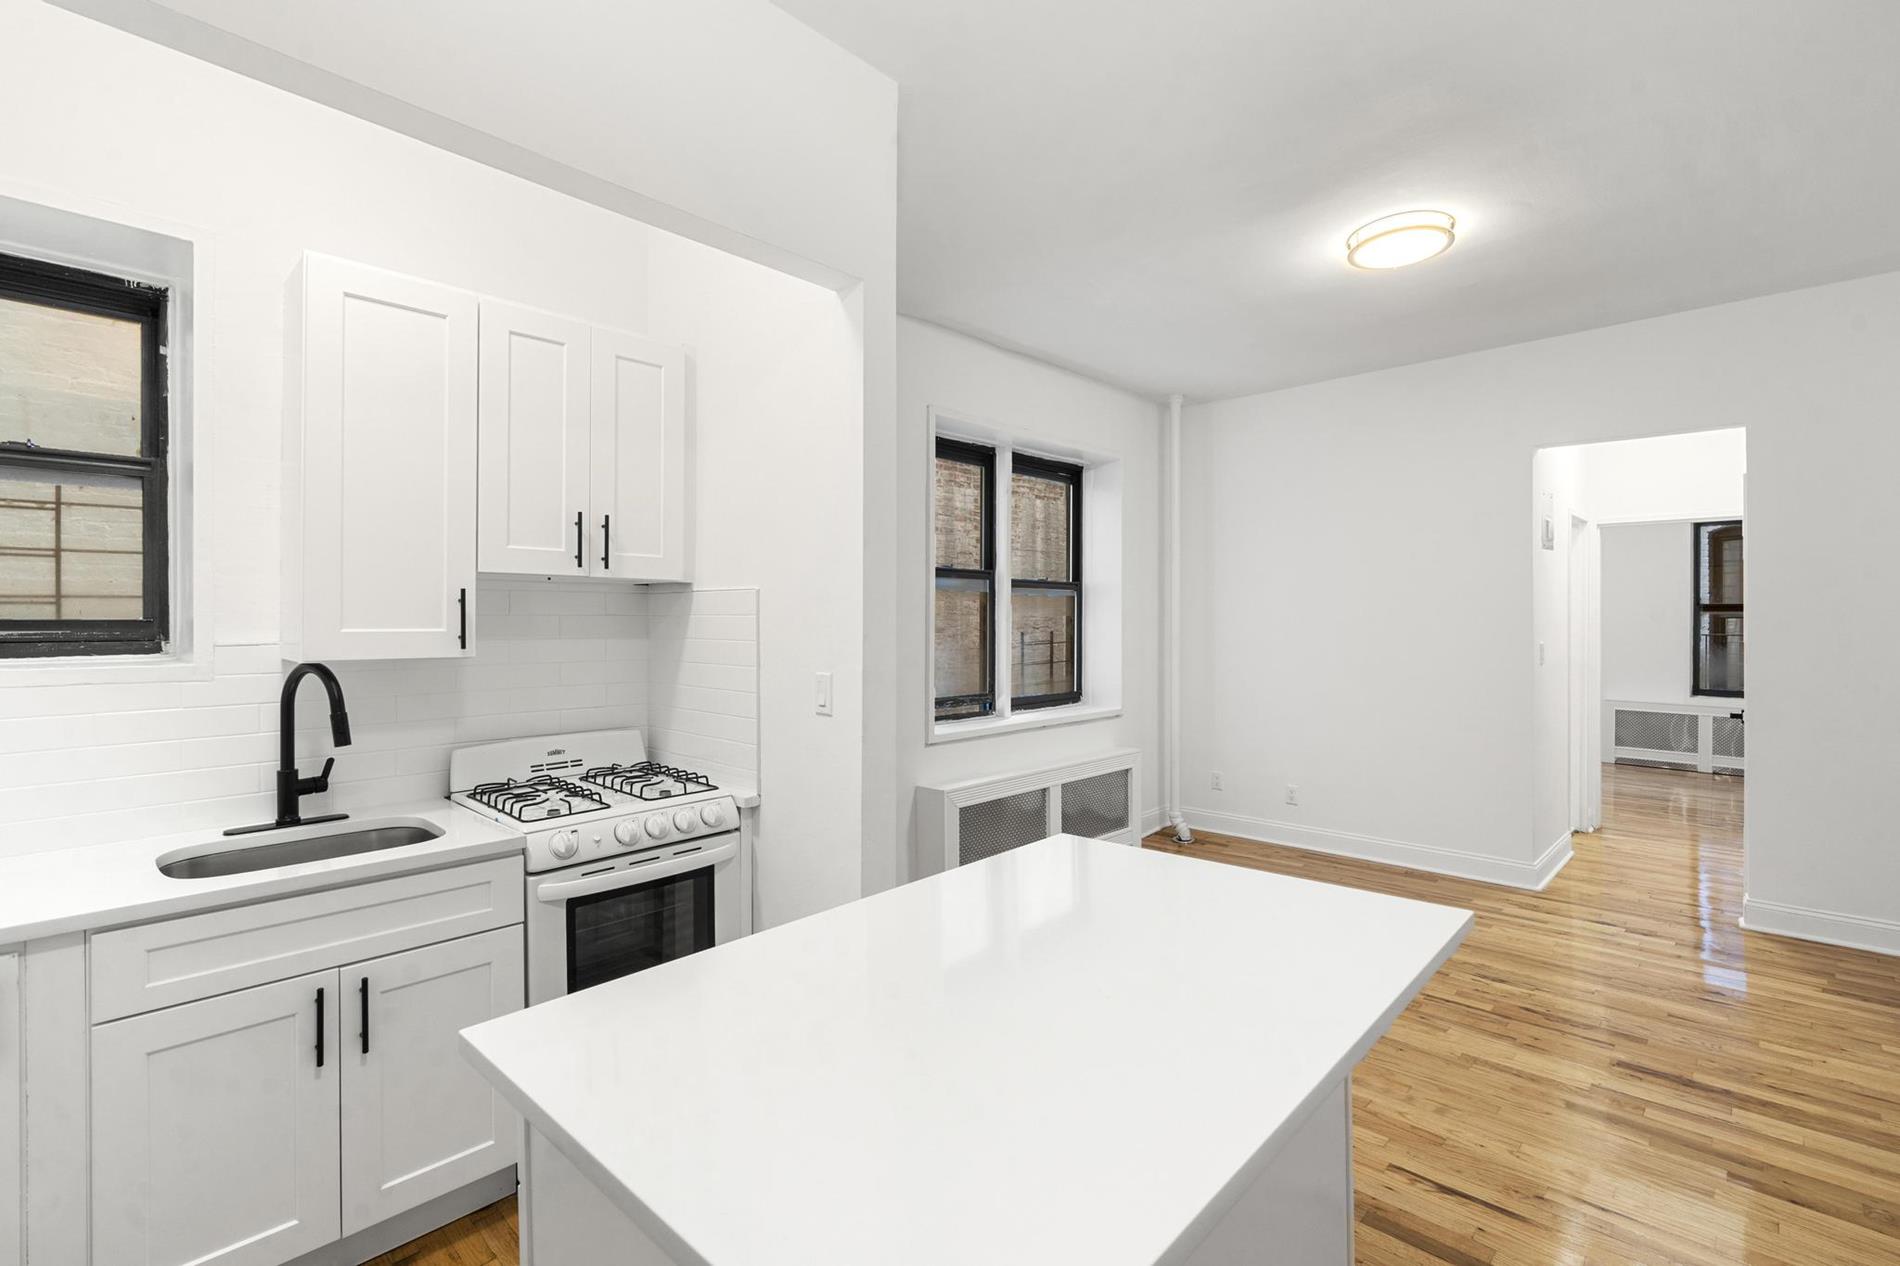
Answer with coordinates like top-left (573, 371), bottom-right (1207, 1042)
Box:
top-left (1712, 715), bottom-right (1745, 760)
top-left (1061, 770), bottom-right (1131, 838)
top-left (958, 789), bottom-right (1050, 867)
top-left (1615, 710), bottom-right (1698, 754)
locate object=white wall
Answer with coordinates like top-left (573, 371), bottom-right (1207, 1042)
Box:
top-left (895, 318), bottom-right (1162, 883)
top-left (0, 4), bottom-right (866, 922)
top-left (1182, 267), bottom-right (1900, 952)
top-left (1574, 428), bottom-right (1747, 524)
top-left (646, 239), bottom-right (866, 923)
top-left (1600, 523), bottom-right (1697, 704)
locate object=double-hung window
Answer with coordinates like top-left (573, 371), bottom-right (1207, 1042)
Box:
top-left (0, 251), bottom-right (170, 657)
top-left (1692, 520), bottom-right (1742, 697)
top-left (933, 436), bottom-right (1084, 722)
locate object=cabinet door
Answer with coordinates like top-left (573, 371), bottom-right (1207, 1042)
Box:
top-left (340, 927), bottom-right (524, 1235)
top-left (478, 301), bottom-right (592, 576)
top-left (0, 953), bottom-right (18, 1266)
top-left (591, 327), bottom-right (688, 580)
top-left (92, 970), bottom-right (341, 1266)
top-left (295, 254), bottom-right (477, 659)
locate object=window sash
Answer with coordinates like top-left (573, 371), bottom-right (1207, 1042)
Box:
top-left (0, 252), bottom-right (169, 659)
top-left (935, 438), bottom-right (996, 719)
top-left (1008, 453), bottom-right (1082, 710)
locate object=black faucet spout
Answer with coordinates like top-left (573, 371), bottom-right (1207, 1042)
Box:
top-left (224, 662), bottom-right (354, 837)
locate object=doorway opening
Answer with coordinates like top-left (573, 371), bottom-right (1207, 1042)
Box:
top-left (1532, 429), bottom-right (1746, 861)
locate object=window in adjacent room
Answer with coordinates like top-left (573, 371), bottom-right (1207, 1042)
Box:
top-left (0, 250), bottom-right (170, 657)
top-left (1692, 520), bottom-right (1742, 697)
top-left (933, 436), bottom-right (1085, 722)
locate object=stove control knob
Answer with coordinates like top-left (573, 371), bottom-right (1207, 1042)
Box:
top-left (644, 815), bottom-right (671, 840)
top-left (673, 809), bottom-right (698, 833)
top-left (699, 804), bottom-right (726, 829)
top-left (613, 820), bottom-right (639, 847)
top-left (549, 830), bottom-right (579, 860)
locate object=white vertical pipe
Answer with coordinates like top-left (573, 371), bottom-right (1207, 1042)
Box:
top-left (1165, 394), bottom-right (1192, 843)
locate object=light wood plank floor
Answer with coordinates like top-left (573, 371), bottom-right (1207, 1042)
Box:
top-left (385, 765), bottom-right (1900, 1265)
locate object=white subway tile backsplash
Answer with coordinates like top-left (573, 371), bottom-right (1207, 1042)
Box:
top-left (0, 577), bottom-right (653, 857)
top-left (648, 589), bottom-right (759, 787)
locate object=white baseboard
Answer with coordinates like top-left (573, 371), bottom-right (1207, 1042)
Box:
top-left (1140, 805), bottom-right (1166, 837)
top-left (1181, 807), bottom-right (1574, 892)
top-left (1741, 898), bottom-right (1900, 958)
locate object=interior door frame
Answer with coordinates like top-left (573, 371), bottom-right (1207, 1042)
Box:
top-left (1568, 514), bottom-right (1603, 832)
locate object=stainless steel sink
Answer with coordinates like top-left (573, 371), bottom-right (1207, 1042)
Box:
top-left (157, 820), bottom-right (444, 879)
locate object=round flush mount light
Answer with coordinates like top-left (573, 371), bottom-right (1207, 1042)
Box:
top-left (1345, 210), bottom-right (1457, 270)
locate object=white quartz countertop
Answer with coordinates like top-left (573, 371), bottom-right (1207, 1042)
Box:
top-left (0, 800), bottom-right (524, 944)
top-left (461, 834), bottom-right (1472, 1266)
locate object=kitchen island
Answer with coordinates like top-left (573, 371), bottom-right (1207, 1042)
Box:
top-left (461, 834), bottom-right (1471, 1265)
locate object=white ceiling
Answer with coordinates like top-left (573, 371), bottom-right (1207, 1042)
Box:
top-left (773, 0), bottom-right (1900, 400)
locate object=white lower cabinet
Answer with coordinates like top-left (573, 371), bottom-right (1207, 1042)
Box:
top-left (1, 952), bottom-right (22, 1266)
top-left (92, 969), bottom-right (341, 1266)
top-left (90, 916), bottom-right (523, 1266)
top-left (341, 927), bottom-right (523, 1234)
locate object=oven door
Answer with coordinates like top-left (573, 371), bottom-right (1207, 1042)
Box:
top-left (526, 834), bottom-right (739, 1004)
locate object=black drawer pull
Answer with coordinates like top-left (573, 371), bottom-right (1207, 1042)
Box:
top-left (360, 976), bottom-right (370, 1055)
top-left (574, 511), bottom-right (584, 569)
top-left (315, 986), bottom-right (325, 1068)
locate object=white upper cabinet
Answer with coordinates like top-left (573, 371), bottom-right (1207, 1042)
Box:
top-left (286, 254), bottom-right (477, 660)
top-left (478, 301), bottom-right (591, 576)
top-left (477, 315), bottom-right (689, 582)
top-left (591, 327), bottom-right (687, 580)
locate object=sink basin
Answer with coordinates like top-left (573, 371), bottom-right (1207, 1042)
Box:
top-left (157, 820), bottom-right (445, 879)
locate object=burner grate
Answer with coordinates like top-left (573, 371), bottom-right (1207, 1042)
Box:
top-left (467, 774), bottom-right (610, 822)
top-left (582, 762), bottom-right (718, 800)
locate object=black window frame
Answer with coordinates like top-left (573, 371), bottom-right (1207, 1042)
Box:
top-left (1008, 451), bottom-right (1083, 712)
top-left (0, 251), bottom-right (170, 658)
top-left (1691, 519), bottom-right (1743, 699)
top-left (934, 436), bottom-right (997, 720)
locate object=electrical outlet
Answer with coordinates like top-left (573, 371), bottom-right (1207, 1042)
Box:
top-left (1210, 771), bottom-right (1223, 791)
top-left (1285, 784), bottom-right (1300, 806)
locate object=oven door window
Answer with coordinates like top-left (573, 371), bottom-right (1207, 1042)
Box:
top-left (566, 867), bottom-right (715, 993)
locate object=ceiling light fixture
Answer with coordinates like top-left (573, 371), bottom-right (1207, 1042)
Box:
top-left (1345, 210), bottom-right (1456, 270)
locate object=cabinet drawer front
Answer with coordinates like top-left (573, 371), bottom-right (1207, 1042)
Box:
top-left (90, 857), bottom-right (523, 1022)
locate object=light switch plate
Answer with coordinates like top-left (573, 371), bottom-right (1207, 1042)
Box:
top-left (815, 671), bottom-right (833, 716)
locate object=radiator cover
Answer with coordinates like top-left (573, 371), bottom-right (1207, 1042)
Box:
top-left (914, 749), bottom-right (1142, 878)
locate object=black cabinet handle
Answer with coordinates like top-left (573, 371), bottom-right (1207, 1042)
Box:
top-left (360, 976), bottom-right (370, 1055)
top-left (574, 511), bottom-right (584, 569)
top-left (457, 587), bottom-right (468, 649)
top-left (601, 514), bottom-right (611, 570)
top-left (315, 986), bottom-right (325, 1068)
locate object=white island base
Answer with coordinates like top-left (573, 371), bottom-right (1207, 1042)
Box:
top-left (464, 836), bottom-right (1469, 1266)
top-left (523, 1077), bottom-right (1354, 1265)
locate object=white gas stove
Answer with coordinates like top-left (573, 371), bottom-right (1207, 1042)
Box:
top-left (448, 728), bottom-right (739, 875)
top-left (449, 728), bottom-right (749, 1004)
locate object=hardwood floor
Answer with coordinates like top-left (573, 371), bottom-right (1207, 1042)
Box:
top-left (365, 1194), bottom-right (516, 1266)
top-left (386, 764), bottom-right (1900, 1264)
top-left (1149, 764), bottom-right (1900, 1265)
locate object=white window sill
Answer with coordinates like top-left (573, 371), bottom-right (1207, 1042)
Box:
top-left (0, 650), bottom-right (212, 688)
top-left (929, 702), bottom-right (1122, 745)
